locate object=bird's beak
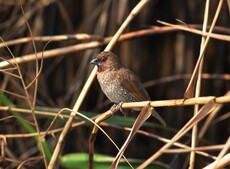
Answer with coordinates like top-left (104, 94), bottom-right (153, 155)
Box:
top-left (90, 58), bottom-right (100, 66)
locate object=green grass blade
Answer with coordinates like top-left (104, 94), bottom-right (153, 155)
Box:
top-left (0, 92), bottom-right (53, 162)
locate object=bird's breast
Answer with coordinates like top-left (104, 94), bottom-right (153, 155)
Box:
top-left (97, 71), bottom-right (137, 104)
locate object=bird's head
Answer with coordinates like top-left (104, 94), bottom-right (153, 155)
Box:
top-left (90, 51), bottom-right (121, 72)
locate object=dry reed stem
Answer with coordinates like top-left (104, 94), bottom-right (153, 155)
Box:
top-left (164, 144), bottom-right (225, 153)
top-left (190, 0), bottom-right (210, 168)
top-left (203, 152), bottom-right (230, 169)
top-left (107, 124), bottom-right (218, 160)
top-left (1, 24), bottom-right (229, 48)
top-left (0, 34), bottom-right (100, 48)
top-left (0, 94), bottom-right (229, 138)
top-left (1, 108), bottom-right (123, 167)
top-left (0, 89), bottom-right (27, 100)
top-left (1, 2), bottom-right (228, 168)
top-left (198, 102), bottom-right (224, 139)
top-left (138, 89), bottom-right (230, 168)
top-left (0, 121), bottom-right (86, 139)
top-left (17, 156), bottom-right (44, 169)
top-left (2, 24), bottom-right (229, 47)
top-left (212, 113), bottom-right (230, 124)
top-left (0, 41), bottom-right (101, 69)
top-left (17, 4), bottom-right (48, 167)
top-left (0, 94), bottom-right (229, 121)
top-left (0, 119), bottom-right (219, 161)
top-left (0, 93), bottom-right (227, 165)
top-left (1, 94), bottom-right (228, 139)
top-left (0, 25), bottom-right (229, 70)
top-left (184, 0), bottom-right (223, 99)
top-left (123, 95), bottom-right (230, 108)
top-left (0, 106), bottom-right (68, 119)
top-left (0, 3), bottom-right (51, 167)
top-left (208, 137), bottom-right (230, 169)
top-left (1, 119), bottom-right (220, 167)
top-left (157, 22), bottom-right (230, 41)
top-left (144, 73), bottom-right (230, 88)
top-left (47, 1), bottom-right (150, 168)
top-left (227, 0), bottom-right (230, 13)
top-left (0, 115), bottom-right (35, 126)
top-left (111, 104), bottom-right (154, 168)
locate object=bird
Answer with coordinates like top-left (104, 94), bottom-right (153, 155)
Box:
top-left (90, 51), bottom-right (166, 126)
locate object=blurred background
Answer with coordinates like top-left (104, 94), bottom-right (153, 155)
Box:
top-left (0, 0), bottom-right (229, 168)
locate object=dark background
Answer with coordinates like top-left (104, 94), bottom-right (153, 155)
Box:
top-left (0, 0), bottom-right (229, 168)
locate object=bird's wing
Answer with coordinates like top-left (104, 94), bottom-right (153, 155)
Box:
top-left (117, 68), bottom-right (150, 101)
top-left (117, 68), bottom-right (167, 126)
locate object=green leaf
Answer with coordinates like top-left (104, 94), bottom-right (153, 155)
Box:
top-left (60, 153), bottom-right (168, 169)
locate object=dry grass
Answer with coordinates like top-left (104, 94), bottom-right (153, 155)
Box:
top-left (0, 0), bottom-right (229, 169)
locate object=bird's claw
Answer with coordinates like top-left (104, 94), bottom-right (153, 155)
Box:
top-left (109, 104), bottom-right (117, 115)
top-left (118, 102), bottom-right (126, 116)
top-left (109, 102), bottom-right (126, 116)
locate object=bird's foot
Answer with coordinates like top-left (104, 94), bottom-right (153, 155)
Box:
top-left (109, 102), bottom-right (126, 116)
top-left (109, 104), bottom-right (117, 115)
top-left (117, 102), bottom-right (126, 116)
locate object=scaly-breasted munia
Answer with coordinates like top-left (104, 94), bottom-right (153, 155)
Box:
top-left (90, 51), bottom-right (165, 126)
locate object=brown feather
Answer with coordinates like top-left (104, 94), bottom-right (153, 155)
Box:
top-left (116, 68), bottom-right (150, 101)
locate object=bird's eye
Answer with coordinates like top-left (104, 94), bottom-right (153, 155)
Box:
top-left (101, 57), bottom-right (107, 62)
